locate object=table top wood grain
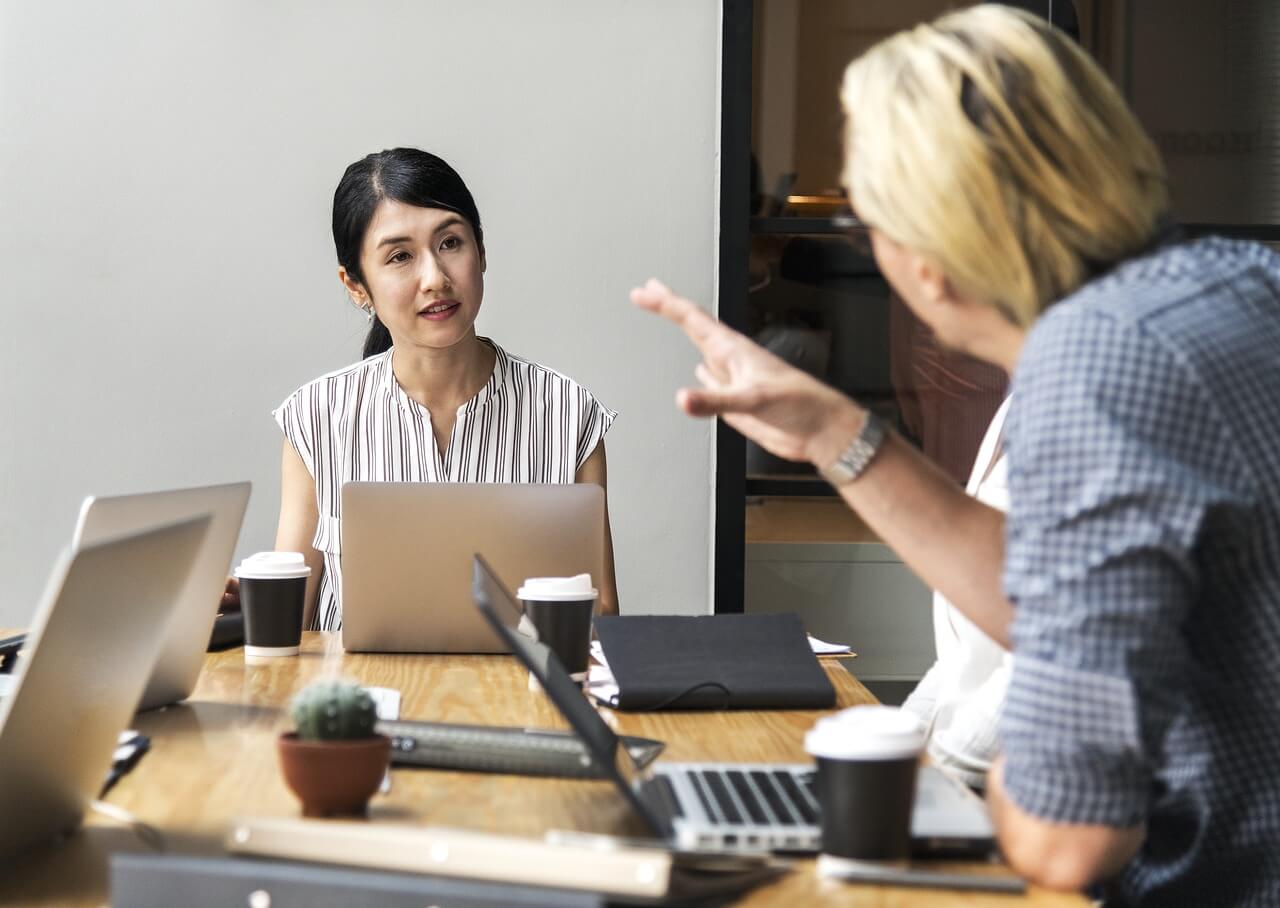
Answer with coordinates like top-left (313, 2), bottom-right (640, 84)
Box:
top-left (2, 632), bottom-right (1087, 906)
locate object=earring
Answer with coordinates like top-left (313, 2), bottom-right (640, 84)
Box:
top-left (365, 306), bottom-right (374, 323)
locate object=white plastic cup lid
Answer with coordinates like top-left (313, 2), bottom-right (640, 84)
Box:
top-left (805, 706), bottom-right (925, 761)
top-left (233, 551), bottom-right (311, 581)
top-left (517, 573), bottom-right (597, 602)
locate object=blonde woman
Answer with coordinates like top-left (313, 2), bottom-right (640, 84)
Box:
top-left (636, 5), bottom-right (1280, 904)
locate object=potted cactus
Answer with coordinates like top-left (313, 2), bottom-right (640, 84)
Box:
top-left (276, 679), bottom-right (390, 817)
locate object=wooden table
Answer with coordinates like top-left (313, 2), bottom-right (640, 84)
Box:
top-left (5, 633), bottom-right (1087, 906)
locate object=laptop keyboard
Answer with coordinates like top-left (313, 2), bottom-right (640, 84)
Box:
top-left (657, 764), bottom-right (992, 856)
top-left (753, 771), bottom-right (800, 824)
top-left (794, 771), bottom-right (820, 822)
top-left (647, 772), bottom-right (684, 819)
top-left (679, 766), bottom-right (819, 828)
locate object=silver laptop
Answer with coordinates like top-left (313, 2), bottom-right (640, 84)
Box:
top-left (341, 483), bottom-right (604, 654)
top-left (473, 555), bottom-right (995, 857)
top-left (72, 481), bottom-right (251, 711)
top-left (0, 516), bottom-right (211, 858)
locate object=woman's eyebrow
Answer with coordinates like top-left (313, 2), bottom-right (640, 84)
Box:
top-left (374, 217), bottom-right (464, 249)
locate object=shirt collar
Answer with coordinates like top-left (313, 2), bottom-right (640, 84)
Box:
top-left (470, 336), bottom-right (508, 413)
top-left (373, 348), bottom-right (398, 404)
top-left (378, 337), bottom-right (507, 416)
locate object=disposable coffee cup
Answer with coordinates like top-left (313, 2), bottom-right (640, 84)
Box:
top-left (233, 552), bottom-right (311, 657)
top-left (518, 574), bottom-right (596, 682)
top-left (805, 706), bottom-right (925, 873)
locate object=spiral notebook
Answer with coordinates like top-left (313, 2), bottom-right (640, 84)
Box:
top-left (592, 613), bottom-right (836, 711)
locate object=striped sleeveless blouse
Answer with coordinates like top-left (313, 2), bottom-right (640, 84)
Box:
top-left (273, 339), bottom-right (616, 631)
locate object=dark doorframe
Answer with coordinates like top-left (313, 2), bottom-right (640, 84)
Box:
top-left (714, 0), bottom-right (752, 614)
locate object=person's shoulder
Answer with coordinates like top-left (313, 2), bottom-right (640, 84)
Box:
top-left (296, 352), bottom-right (387, 393)
top-left (494, 342), bottom-right (596, 397)
top-left (1048, 237), bottom-right (1279, 333)
top-left (1027, 237), bottom-right (1279, 377)
top-left (279, 352), bottom-right (389, 409)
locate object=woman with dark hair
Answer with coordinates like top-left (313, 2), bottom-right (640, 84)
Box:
top-left (266, 148), bottom-right (617, 631)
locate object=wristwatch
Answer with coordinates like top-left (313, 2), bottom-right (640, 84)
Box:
top-left (818, 411), bottom-right (886, 486)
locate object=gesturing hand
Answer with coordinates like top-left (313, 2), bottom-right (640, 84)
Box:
top-left (630, 278), bottom-right (864, 468)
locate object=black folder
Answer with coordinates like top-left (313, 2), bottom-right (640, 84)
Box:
top-left (593, 612), bottom-right (836, 711)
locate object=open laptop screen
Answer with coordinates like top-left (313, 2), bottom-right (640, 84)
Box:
top-left (470, 554), bottom-right (672, 839)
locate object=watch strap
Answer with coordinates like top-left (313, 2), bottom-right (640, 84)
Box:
top-left (818, 411), bottom-right (886, 486)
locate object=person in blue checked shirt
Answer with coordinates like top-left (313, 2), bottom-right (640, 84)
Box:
top-left (635, 5), bottom-right (1280, 905)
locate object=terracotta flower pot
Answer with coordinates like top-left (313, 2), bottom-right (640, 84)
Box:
top-left (276, 732), bottom-right (391, 817)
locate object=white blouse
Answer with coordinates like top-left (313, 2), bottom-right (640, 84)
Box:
top-left (274, 339), bottom-right (616, 631)
top-left (902, 397), bottom-right (1011, 789)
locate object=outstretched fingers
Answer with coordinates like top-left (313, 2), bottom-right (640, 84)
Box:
top-left (630, 278), bottom-right (726, 349)
top-left (678, 385), bottom-right (765, 418)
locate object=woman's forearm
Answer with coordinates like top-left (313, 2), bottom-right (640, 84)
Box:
top-left (575, 441), bottom-right (619, 615)
top-left (275, 440), bottom-right (325, 630)
top-left (599, 511), bottom-right (620, 616)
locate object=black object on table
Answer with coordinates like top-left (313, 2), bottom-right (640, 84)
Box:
top-left (378, 718), bottom-right (665, 779)
top-left (206, 611), bottom-right (244, 651)
top-left (593, 613), bottom-right (835, 711)
top-left (0, 633), bottom-right (25, 674)
top-left (100, 732), bottom-right (151, 798)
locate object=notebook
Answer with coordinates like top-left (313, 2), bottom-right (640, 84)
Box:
top-left (592, 613), bottom-right (836, 710)
top-left (472, 554), bottom-right (995, 857)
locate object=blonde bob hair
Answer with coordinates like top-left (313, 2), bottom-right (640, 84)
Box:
top-left (841, 4), bottom-right (1169, 328)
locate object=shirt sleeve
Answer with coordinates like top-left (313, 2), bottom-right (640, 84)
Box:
top-left (930, 656), bottom-right (1010, 788)
top-left (272, 383), bottom-right (320, 479)
top-left (901, 658), bottom-right (943, 726)
top-left (574, 386), bottom-right (617, 471)
top-left (999, 306), bottom-right (1245, 827)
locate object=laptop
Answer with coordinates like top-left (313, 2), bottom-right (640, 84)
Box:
top-left (0, 516), bottom-right (211, 858)
top-left (472, 554), bottom-right (995, 857)
top-left (341, 483), bottom-right (604, 654)
top-left (71, 481), bottom-right (252, 711)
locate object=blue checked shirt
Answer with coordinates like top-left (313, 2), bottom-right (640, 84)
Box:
top-left (1000, 238), bottom-right (1280, 906)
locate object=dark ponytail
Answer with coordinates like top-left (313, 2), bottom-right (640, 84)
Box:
top-left (361, 318), bottom-right (394, 360)
top-left (332, 148), bottom-right (484, 358)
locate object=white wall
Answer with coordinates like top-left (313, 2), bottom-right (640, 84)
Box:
top-left (0, 0), bottom-right (720, 627)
